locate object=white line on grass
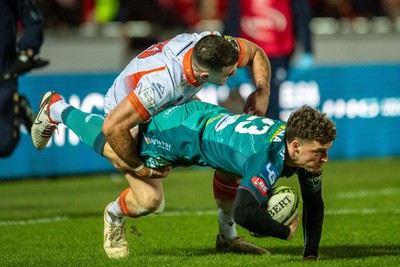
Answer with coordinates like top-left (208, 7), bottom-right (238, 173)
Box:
top-left (335, 187), bottom-right (400, 199)
top-left (158, 209), bottom-right (400, 217)
top-left (325, 209), bottom-right (377, 215)
top-left (0, 216), bottom-right (68, 226)
top-left (1, 208), bottom-right (399, 227)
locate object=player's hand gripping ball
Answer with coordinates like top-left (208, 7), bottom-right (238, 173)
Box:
top-left (266, 186), bottom-right (300, 225)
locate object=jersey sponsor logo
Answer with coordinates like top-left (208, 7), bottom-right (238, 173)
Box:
top-left (206, 114), bottom-right (223, 126)
top-left (214, 115), bottom-right (238, 131)
top-left (151, 82), bottom-right (165, 99)
top-left (144, 136), bottom-right (171, 151)
top-left (144, 136), bottom-right (151, 144)
top-left (312, 175), bottom-right (322, 188)
top-left (269, 125), bottom-right (285, 143)
top-left (251, 176), bottom-right (268, 197)
top-left (138, 85), bottom-right (156, 110)
top-left (260, 162), bottom-right (279, 186)
top-left (163, 106), bottom-right (179, 118)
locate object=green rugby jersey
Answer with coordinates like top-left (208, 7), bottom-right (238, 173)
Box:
top-left (140, 101), bottom-right (286, 199)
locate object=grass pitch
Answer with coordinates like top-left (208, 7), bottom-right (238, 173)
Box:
top-left (1, 158), bottom-right (399, 266)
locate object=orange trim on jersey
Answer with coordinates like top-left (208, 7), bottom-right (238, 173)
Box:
top-left (234, 38), bottom-right (246, 67)
top-left (128, 92), bottom-right (150, 121)
top-left (126, 66), bottom-right (166, 89)
top-left (125, 66), bottom-right (166, 121)
top-left (183, 47), bottom-right (201, 87)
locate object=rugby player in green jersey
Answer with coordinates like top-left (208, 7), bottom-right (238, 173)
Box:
top-left (123, 101), bottom-right (335, 259)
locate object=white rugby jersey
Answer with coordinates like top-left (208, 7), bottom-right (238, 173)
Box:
top-left (104, 31), bottom-right (246, 120)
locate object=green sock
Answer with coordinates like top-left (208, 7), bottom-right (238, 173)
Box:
top-left (62, 106), bottom-right (106, 155)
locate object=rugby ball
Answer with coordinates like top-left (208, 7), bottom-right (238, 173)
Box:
top-left (266, 186), bottom-right (300, 225)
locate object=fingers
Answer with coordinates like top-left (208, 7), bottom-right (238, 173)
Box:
top-left (290, 213), bottom-right (300, 229)
top-left (135, 165), bottom-right (171, 179)
top-left (151, 166), bottom-right (171, 178)
top-left (286, 213), bottom-right (300, 240)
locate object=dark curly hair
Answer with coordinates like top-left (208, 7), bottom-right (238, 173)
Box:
top-left (192, 35), bottom-right (239, 71)
top-left (286, 105), bottom-right (336, 145)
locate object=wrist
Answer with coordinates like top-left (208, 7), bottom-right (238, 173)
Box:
top-left (133, 163), bottom-right (145, 172)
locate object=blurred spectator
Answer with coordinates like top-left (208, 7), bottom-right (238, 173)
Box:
top-left (117, 0), bottom-right (185, 26)
top-left (309, 0), bottom-right (390, 18)
top-left (224, 0), bottom-right (314, 120)
top-left (36, 0), bottom-right (83, 32)
top-left (0, 0), bottom-right (49, 157)
top-left (382, 0), bottom-right (400, 20)
top-left (350, 0), bottom-right (386, 18)
top-left (308, 0), bottom-right (353, 18)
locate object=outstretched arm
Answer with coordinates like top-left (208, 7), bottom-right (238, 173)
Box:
top-left (233, 189), bottom-right (299, 239)
top-left (238, 38), bottom-right (271, 116)
top-left (298, 169), bottom-right (324, 259)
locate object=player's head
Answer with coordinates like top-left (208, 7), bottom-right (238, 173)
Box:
top-left (192, 35), bottom-right (239, 86)
top-left (285, 105), bottom-right (336, 173)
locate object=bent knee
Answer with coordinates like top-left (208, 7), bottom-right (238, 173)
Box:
top-left (133, 192), bottom-right (164, 216)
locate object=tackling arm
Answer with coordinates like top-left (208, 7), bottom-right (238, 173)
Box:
top-left (237, 38), bottom-right (271, 116)
top-left (102, 97), bottom-right (152, 178)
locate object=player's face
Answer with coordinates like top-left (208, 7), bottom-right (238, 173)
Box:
top-left (206, 64), bottom-right (237, 86)
top-left (296, 140), bottom-right (332, 173)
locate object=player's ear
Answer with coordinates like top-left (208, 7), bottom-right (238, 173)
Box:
top-left (292, 139), bottom-right (301, 154)
top-left (200, 72), bottom-right (209, 81)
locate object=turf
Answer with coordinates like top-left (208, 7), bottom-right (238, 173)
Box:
top-left (1, 158), bottom-right (399, 266)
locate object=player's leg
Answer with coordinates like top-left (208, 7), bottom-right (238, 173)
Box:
top-left (213, 170), bottom-right (269, 255)
top-left (103, 171), bottom-right (164, 258)
top-left (31, 91), bottom-right (146, 175)
top-left (213, 170), bottom-right (239, 241)
top-left (0, 83), bottom-right (20, 157)
top-left (122, 172), bottom-right (164, 217)
top-left (31, 91), bottom-right (107, 154)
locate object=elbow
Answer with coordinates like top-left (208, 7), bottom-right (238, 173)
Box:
top-left (102, 115), bottom-right (119, 139)
top-left (102, 118), bottom-right (111, 138)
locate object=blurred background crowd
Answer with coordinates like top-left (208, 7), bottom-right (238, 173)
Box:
top-left (36, 0), bottom-right (400, 34)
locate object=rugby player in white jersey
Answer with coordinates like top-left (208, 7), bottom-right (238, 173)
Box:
top-left (32, 31), bottom-right (271, 258)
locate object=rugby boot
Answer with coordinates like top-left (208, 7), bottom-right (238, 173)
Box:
top-left (216, 234), bottom-right (270, 255)
top-left (31, 91), bottom-right (61, 149)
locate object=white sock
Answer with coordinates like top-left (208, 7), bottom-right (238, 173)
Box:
top-left (217, 208), bottom-right (237, 241)
top-left (106, 199), bottom-right (126, 225)
top-left (49, 100), bottom-right (70, 123)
